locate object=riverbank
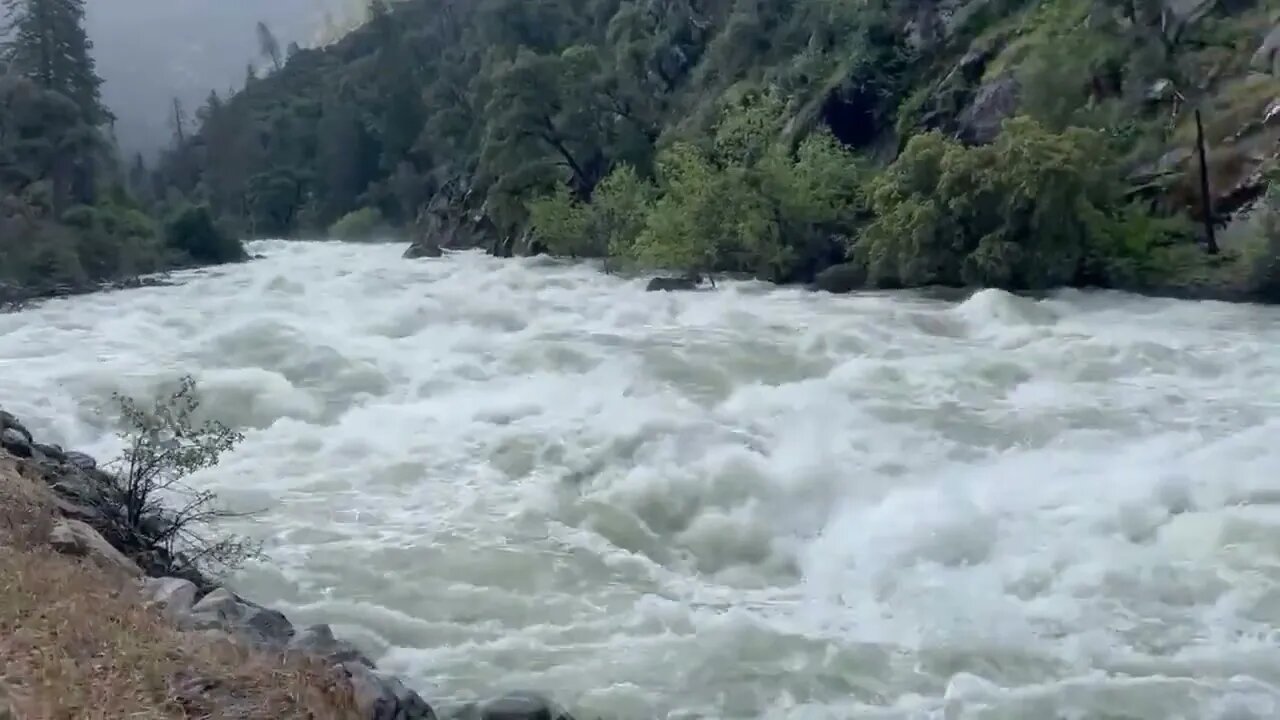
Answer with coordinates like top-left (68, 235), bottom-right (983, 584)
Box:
top-left (0, 408), bottom-right (576, 720)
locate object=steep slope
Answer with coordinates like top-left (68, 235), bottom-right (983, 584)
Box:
top-left (156, 0), bottom-right (1280, 299)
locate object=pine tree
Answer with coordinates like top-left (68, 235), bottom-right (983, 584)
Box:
top-left (0, 0), bottom-right (109, 125)
top-left (256, 21), bottom-right (282, 72)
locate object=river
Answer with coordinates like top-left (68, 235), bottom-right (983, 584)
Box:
top-left (2, 239), bottom-right (1280, 719)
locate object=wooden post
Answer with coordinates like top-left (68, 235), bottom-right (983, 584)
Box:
top-left (1195, 108), bottom-right (1219, 255)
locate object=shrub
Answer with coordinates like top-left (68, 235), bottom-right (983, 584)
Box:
top-left (855, 116), bottom-right (1158, 290)
top-left (107, 376), bottom-right (259, 580)
top-left (165, 204), bottom-right (247, 265)
top-left (328, 207), bottom-right (389, 242)
top-left (1243, 185), bottom-right (1280, 300)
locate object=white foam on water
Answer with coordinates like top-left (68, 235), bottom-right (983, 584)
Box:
top-left (3, 240), bottom-right (1280, 718)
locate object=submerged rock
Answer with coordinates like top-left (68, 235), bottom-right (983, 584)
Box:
top-left (479, 691), bottom-right (576, 720)
top-left (405, 236), bottom-right (444, 259)
top-left (813, 263), bottom-right (867, 294)
top-left (645, 274), bottom-right (704, 292)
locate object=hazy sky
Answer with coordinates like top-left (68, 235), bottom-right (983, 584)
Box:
top-left (85, 0), bottom-right (357, 158)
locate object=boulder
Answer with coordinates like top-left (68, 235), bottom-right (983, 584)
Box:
top-left (646, 274), bottom-right (703, 292)
top-left (0, 428), bottom-right (31, 458)
top-left (32, 442), bottom-right (66, 462)
top-left (48, 519), bottom-right (142, 577)
top-left (342, 661), bottom-right (437, 720)
top-left (957, 73), bottom-right (1020, 145)
top-left (141, 576), bottom-right (200, 619)
top-left (182, 587), bottom-right (295, 648)
top-left (0, 410), bottom-right (30, 441)
top-left (1253, 24), bottom-right (1280, 75)
top-left (813, 263), bottom-right (867, 294)
top-left (480, 691), bottom-right (576, 720)
top-left (289, 624), bottom-right (374, 667)
top-left (64, 451), bottom-right (97, 471)
top-left (405, 236), bottom-right (443, 259)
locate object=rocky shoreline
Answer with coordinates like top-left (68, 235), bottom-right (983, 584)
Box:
top-left (0, 408), bottom-right (577, 720)
top-left (0, 275), bottom-right (180, 314)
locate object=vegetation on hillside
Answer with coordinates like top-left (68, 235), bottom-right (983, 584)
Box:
top-left (145, 0), bottom-right (1280, 297)
top-left (0, 0), bottom-right (245, 305)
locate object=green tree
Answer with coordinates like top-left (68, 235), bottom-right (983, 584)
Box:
top-left (1, 0), bottom-right (109, 124)
top-left (256, 20), bottom-right (282, 72)
top-left (856, 117), bottom-right (1137, 290)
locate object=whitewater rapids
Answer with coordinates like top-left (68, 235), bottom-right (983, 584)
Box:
top-left (2, 239), bottom-right (1280, 719)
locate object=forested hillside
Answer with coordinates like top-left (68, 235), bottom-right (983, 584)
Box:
top-left (156, 0), bottom-right (1280, 297)
top-left (0, 0), bottom-right (247, 305)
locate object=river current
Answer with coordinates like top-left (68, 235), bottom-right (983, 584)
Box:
top-left (2, 239), bottom-right (1280, 719)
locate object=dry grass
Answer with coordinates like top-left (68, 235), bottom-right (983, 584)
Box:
top-left (0, 454), bottom-right (363, 720)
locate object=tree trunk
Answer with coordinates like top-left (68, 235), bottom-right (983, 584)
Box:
top-left (1195, 108), bottom-right (1218, 255)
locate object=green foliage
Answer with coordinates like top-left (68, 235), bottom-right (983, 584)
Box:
top-left (328, 207), bottom-right (389, 241)
top-left (165, 205), bottom-right (246, 265)
top-left (110, 376), bottom-right (259, 580)
top-left (1242, 185), bottom-right (1280, 300)
top-left (856, 116), bottom-right (1173, 290)
top-left (126, 0), bottom-right (1238, 297)
top-left (528, 183), bottom-right (591, 257)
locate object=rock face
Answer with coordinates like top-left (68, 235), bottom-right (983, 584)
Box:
top-left (1253, 24), bottom-right (1280, 75)
top-left (957, 73), bottom-right (1020, 145)
top-left (48, 519), bottom-right (143, 577)
top-left (403, 178), bottom-right (499, 260)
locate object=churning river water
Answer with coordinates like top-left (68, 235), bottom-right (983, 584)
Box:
top-left (3, 240), bottom-right (1280, 719)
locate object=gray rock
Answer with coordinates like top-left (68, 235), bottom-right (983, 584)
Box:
top-left (183, 587), bottom-right (295, 648)
top-left (646, 275), bottom-right (702, 292)
top-left (1163, 0), bottom-right (1214, 28)
top-left (64, 451), bottom-right (97, 471)
top-left (957, 73), bottom-right (1020, 145)
top-left (49, 494), bottom-right (103, 523)
top-left (1254, 24), bottom-right (1280, 75)
top-left (480, 691), bottom-right (576, 720)
top-left (33, 442), bottom-right (65, 461)
top-left (48, 519), bottom-right (142, 577)
top-left (289, 624), bottom-right (373, 667)
top-left (342, 661), bottom-right (437, 720)
top-left (813, 263), bottom-right (866, 294)
top-left (1, 428), bottom-right (32, 458)
top-left (0, 410), bottom-right (30, 442)
top-left (141, 576), bottom-right (199, 618)
top-left (404, 236), bottom-right (444, 259)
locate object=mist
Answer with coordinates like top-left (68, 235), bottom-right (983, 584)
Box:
top-left (86, 0), bottom-right (360, 159)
